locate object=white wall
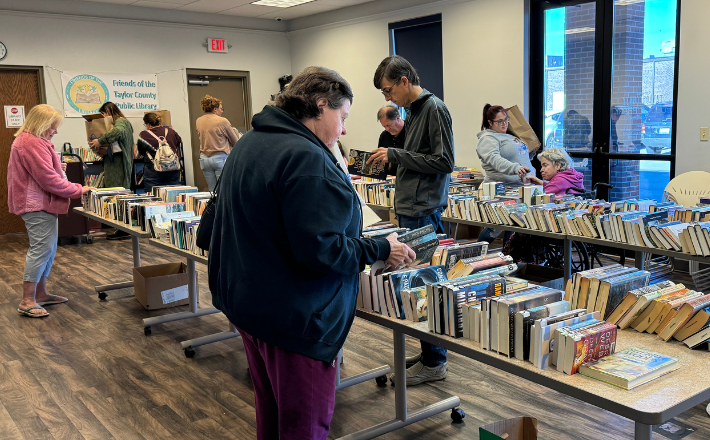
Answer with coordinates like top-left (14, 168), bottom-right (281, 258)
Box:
top-left (0, 11), bottom-right (291, 185)
top-left (675, 0), bottom-right (710, 176)
top-left (288, 0), bottom-right (527, 170)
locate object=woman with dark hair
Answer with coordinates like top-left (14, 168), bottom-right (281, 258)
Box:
top-left (137, 112), bottom-right (183, 193)
top-left (476, 104), bottom-right (537, 243)
top-left (89, 101), bottom-right (134, 189)
top-left (195, 95), bottom-right (240, 191)
top-left (209, 66), bottom-right (414, 439)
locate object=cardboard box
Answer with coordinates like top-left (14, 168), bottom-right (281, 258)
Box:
top-left (133, 262), bottom-right (191, 310)
top-left (82, 113), bottom-right (114, 143)
top-left (145, 109), bottom-right (171, 127)
top-left (480, 417), bottom-right (538, 440)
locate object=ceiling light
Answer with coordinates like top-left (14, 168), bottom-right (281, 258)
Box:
top-left (251, 0), bottom-right (315, 7)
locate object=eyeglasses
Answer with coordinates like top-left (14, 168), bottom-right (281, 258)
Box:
top-left (493, 118), bottom-right (510, 126)
top-left (380, 78), bottom-right (402, 96)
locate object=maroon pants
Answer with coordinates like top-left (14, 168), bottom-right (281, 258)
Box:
top-left (236, 326), bottom-right (338, 440)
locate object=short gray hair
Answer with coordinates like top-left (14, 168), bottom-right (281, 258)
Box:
top-left (377, 104), bottom-right (400, 122)
top-left (539, 148), bottom-right (574, 172)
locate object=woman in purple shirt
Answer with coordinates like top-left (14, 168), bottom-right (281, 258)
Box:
top-left (526, 148), bottom-right (584, 196)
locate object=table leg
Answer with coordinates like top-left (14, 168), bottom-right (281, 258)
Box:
top-left (634, 421), bottom-right (652, 440)
top-left (634, 251), bottom-right (646, 270)
top-left (188, 259), bottom-right (198, 314)
top-left (132, 236), bottom-right (141, 267)
top-left (393, 329), bottom-right (407, 421)
top-left (563, 239), bottom-right (572, 284)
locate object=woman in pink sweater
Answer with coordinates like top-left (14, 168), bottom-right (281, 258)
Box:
top-left (7, 104), bottom-right (91, 317)
top-left (526, 148), bottom-right (584, 197)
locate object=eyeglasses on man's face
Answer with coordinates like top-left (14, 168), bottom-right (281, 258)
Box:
top-left (380, 77), bottom-right (402, 96)
top-left (493, 118), bottom-right (510, 126)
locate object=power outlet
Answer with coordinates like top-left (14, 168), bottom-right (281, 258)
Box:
top-left (702, 127), bottom-right (709, 142)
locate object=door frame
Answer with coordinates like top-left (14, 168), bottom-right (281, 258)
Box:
top-left (185, 68), bottom-right (253, 131)
top-left (0, 65), bottom-right (47, 104)
top-left (529, 0), bottom-right (680, 201)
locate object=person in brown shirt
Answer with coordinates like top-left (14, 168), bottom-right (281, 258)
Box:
top-left (195, 95), bottom-right (240, 191)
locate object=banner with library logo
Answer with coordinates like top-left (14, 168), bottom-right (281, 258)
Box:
top-left (61, 71), bottom-right (159, 118)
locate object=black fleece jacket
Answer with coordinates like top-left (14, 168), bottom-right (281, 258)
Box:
top-left (208, 105), bottom-right (390, 363)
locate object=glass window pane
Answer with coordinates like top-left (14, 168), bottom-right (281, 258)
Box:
top-left (543, 3), bottom-right (596, 153)
top-left (609, 160), bottom-right (670, 202)
top-left (610, 0), bottom-right (677, 155)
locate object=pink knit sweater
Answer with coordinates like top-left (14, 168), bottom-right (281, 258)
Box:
top-left (7, 131), bottom-right (83, 216)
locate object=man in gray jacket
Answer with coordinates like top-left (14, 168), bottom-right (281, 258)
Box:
top-left (369, 55), bottom-right (454, 386)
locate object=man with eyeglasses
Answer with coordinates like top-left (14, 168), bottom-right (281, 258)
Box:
top-left (376, 104), bottom-right (406, 176)
top-left (368, 55), bottom-right (455, 387)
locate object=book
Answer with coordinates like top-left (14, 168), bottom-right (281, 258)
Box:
top-left (498, 288), bottom-right (563, 357)
top-left (682, 326), bottom-right (710, 349)
top-left (347, 149), bottom-right (388, 179)
top-left (530, 310), bottom-right (598, 369)
top-left (673, 306), bottom-right (710, 342)
top-left (514, 300), bottom-right (570, 361)
top-left (561, 322), bottom-right (617, 375)
top-left (595, 271), bottom-right (650, 319)
top-left (440, 242), bottom-right (489, 272)
top-left (658, 294), bottom-right (710, 341)
top-left (579, 347), bottom-right (679, 390)
top-left (629, 285), bottom-right (691, 331)
top-left (389, 265), bottom-right (447, 320)
top-left (606, 281), bottom-right (675, 326)
top-left (618, 283), bottom-right (685, 329)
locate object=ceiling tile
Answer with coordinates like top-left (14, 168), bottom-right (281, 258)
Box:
top-left (176, 0), bottom-right (253, 13)
top-left (75, 0), bottom-right (142, 5)
top-left (219, 4), bottom-right (283, 17)
top-left (129, 0), bottom-right (182, 8)
top-left (255, 2), bottom-right (337, 19)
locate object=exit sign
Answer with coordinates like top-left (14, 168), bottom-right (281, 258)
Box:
top-left (207, 38), bottom-right (228, 53)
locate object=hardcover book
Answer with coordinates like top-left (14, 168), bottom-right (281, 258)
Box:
top-left (347, 149), bottom-right (388, 180)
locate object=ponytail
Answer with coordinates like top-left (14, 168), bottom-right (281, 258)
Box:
top-left (481, 103), bottom-right (507, 131)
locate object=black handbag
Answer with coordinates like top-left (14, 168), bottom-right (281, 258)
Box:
top-left (195, 174), bottom-right (222, 251)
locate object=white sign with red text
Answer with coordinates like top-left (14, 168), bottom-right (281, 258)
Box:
top-left (4, 105), bottom-right (25, 128)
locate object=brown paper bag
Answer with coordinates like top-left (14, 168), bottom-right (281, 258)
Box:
top-left (506, 105), bottom-right (541, 152)
top-left (83, 114), bottom-right (114, 157)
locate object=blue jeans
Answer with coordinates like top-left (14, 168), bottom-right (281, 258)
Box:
top-left (21, 211), bottom-right (58, 283)
top-left (478, 228), bottom-right (513, 245)
top-left (397, 211), bottom-right (447, 367)
top-left (199, 153), bottom-right (228, 192)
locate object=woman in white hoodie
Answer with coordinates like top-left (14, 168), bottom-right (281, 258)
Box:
top-left (476, 104), bottom-right (538, 243)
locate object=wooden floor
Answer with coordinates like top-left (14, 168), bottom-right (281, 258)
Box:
top-left (0, 232), bottom-right (708, 439)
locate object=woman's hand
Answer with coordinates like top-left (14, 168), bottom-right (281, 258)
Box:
top-left (525, 175), bottom-right (544, 186)
top-left (81, 186), bottom-right (95, 194)
top-left (89, 139), bottom-right (100, 149)
top-left (61, 163), bottom-right (67, 172)
top-left (385, 233), bottom-right (415, 269)
top-left (517, 166), bottom-right (530, 181)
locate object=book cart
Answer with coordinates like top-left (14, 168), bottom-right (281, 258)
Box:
top-left (147, 239), bottom-right (393, 388)
top-left (73, 207), bottom-right (150, 300)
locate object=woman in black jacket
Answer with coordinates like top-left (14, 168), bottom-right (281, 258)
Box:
top-left (136, 112), bottom-right (182, 193)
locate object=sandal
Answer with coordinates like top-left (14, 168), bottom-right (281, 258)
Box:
top-left (18, 305), bottom-right (49, 318)
top-left (38, 294), bottom-right (68, 306)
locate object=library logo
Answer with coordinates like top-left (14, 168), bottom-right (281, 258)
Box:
top-left (65, 74), bottom-right (109, 115)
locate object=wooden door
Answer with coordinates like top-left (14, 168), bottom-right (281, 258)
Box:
top-left (0, 69), bottom-right (42, 235)
top-left (187, 75), bottom-right (249, 191)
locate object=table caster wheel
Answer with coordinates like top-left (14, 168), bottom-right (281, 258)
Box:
top-left (144, 326), bottom-right (152, 336)
top-left (98, 292), bottom-right (107, 300)
top-left (451, 408), bottom-right (465, 423)
top-left (86, 234), bottom-right (94, 244)
top-left (185, 347), bottom-right (196, 358)
top-left (376, 375), bottom-right (388, 386)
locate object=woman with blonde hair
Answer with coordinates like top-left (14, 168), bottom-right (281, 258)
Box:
top-left (7, 104), bottom-right (92, 317)
top-left (196, 95), bottom-right (240, 191)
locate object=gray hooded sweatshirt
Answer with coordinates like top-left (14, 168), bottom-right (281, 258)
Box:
top-left (476, 129), bottom-right (534, 186)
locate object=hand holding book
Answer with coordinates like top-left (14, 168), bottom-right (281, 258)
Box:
top-left (385, 233), bottom-right (416, 269)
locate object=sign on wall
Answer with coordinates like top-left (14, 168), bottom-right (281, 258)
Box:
top-left (61, 71), bottom-right (159, 118)
top-left (4, 105), bottom-right (25, 128)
